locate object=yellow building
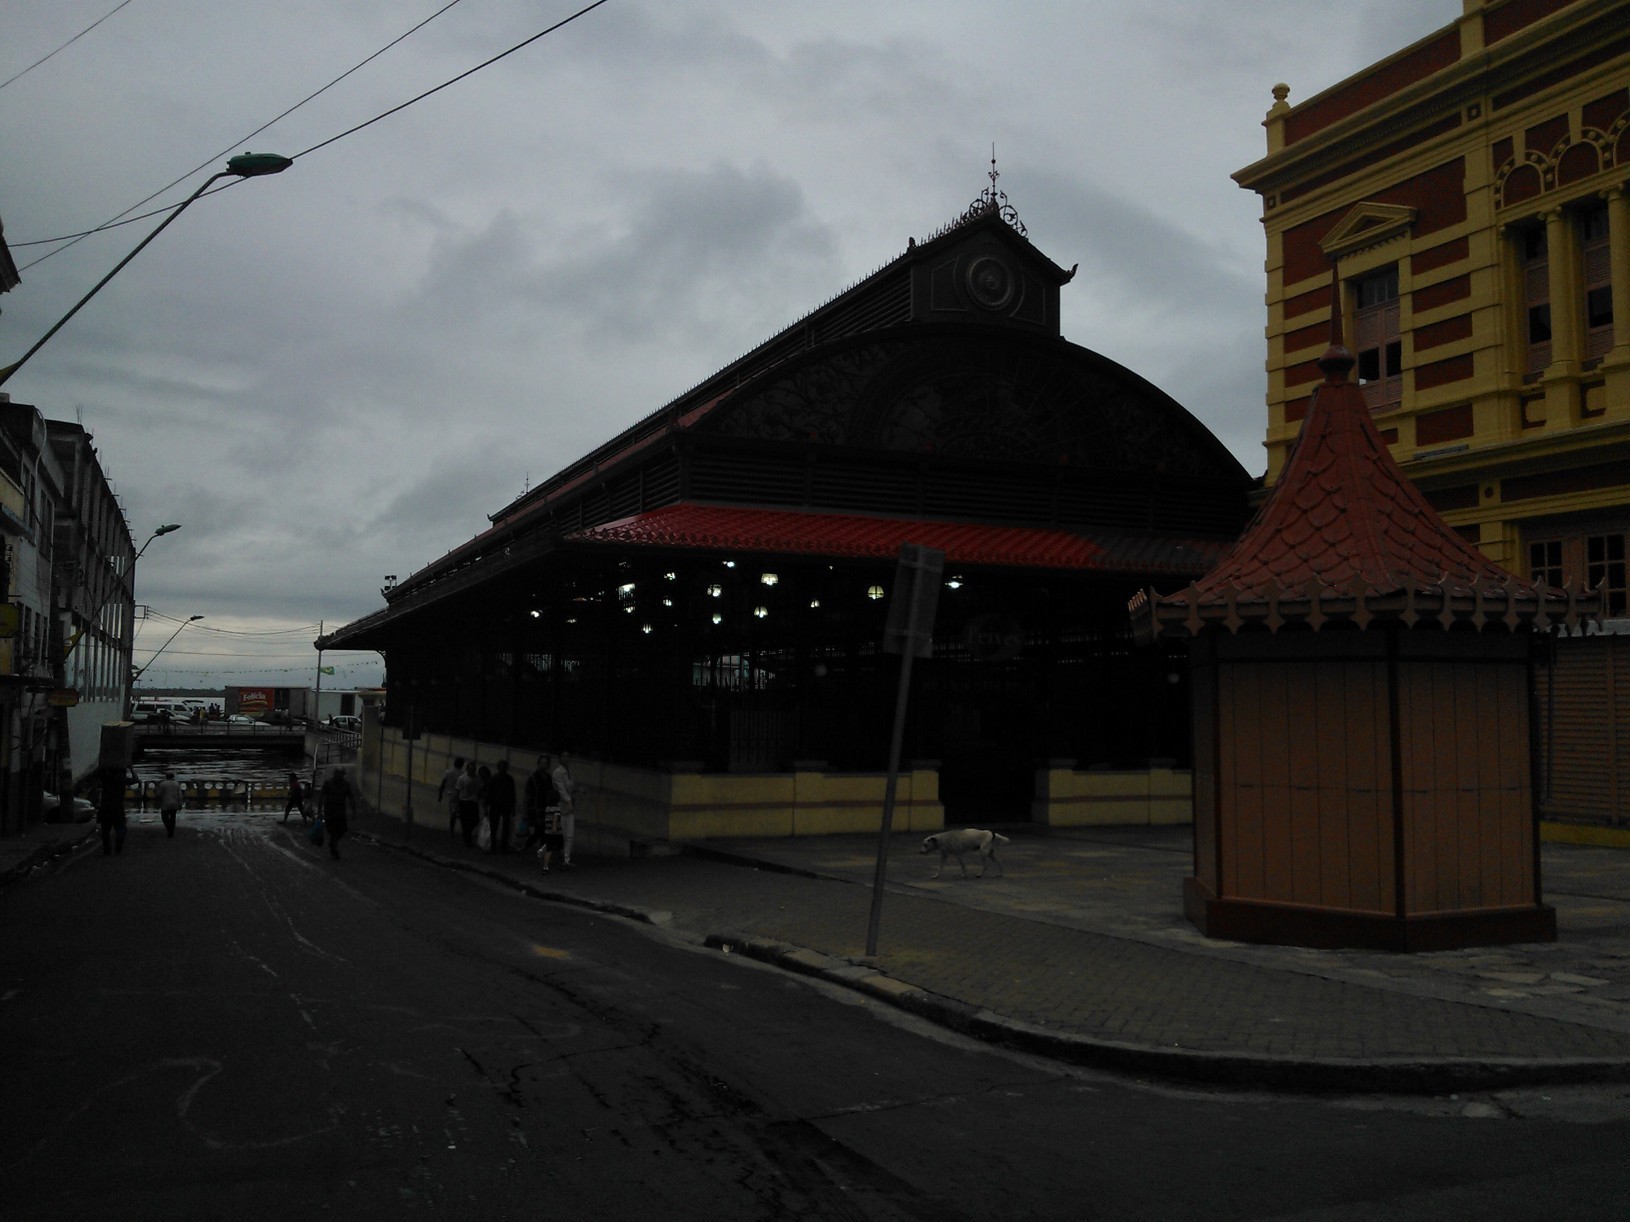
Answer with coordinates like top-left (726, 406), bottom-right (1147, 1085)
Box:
top-left (1235, 0), bottom-right (1630, 823)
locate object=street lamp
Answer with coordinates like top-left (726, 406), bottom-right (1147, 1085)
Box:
top-left (0, 152), bottom-right (294, 387)
top-left (136, 522), bottom-right (182, 562)
top-left (132, 614), bottom-right (203, 683)
top-left (66, 522), bottom-right (182, 662)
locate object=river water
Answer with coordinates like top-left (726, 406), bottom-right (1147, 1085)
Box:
top-left (130, 744), bottom-right (313, 811)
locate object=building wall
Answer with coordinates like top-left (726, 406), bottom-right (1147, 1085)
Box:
top-left (1238, 0), bottom-right (1630, 826)
top-left (367, 723), bottom-right (947, 847)
top-left (47, 422), bottom-right (135, 785)
top-left (1240, 0), bottom-right (1630, 585)
top-left (1192, 630), bottom-right (1537, 920)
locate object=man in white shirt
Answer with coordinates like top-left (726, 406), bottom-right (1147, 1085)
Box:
top-left (550, 752), bottom-right (579, 868)
top-left (156, 771), bottom-right (184, 839)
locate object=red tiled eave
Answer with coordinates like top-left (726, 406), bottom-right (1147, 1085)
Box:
top-left (567, 504), bottom-right (1229, 575)
top-left (1194, 373), bottom-right (1509, 600)
top-left (1131, 350), bottom-right (1600, 637)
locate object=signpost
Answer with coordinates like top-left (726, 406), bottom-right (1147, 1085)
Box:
top-left (402, 707), bottom-right (420, 841)
top-left (866, 543), bottom-right (944, 956)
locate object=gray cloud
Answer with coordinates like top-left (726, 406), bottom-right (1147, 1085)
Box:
top-left (1, 0), bottom-right (1463, 685)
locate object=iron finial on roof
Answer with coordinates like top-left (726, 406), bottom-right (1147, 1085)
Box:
top-left (1318, 257), bottom-right (1354, 383)
top-left (952, 144), bottom-right (1026, 237)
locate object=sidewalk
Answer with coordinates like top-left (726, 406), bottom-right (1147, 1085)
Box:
top-left (346, 808), bottom-right (1630, 1093)
top-left (10, 807), bottom-right (1630, 1092)
top-left (0, 815), bottom-right (96, 885)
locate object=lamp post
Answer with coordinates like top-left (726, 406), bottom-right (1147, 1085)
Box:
top-left (66, 523), bottom-right (181, 664)
top-left (0, 152), bottom-right (293, 387)
top-left (135, 522), bottom-right (183, 563)
top-left (132, 614), bottom-right (203, 684)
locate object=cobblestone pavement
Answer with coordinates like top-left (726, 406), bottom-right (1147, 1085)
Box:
top-left (12, 812), bottom-right (1630, 1089)
top-left (365, 816), bottom-right (1630, 1087)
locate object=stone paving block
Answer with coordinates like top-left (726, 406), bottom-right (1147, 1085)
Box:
top-left (1550, 972), bottom-right (1610, 986)
top-left (357, 813), bottom-right (1630, 1086)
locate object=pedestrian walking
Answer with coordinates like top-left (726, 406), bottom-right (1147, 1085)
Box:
top-left (454, 761), bottom-right (480, 847)
top-left (487, 760), bottom-right (516, 853)
top-left (475, 764), bottom-right (493, 849)
top-left (521, 756), bottom-right (551, 851)
top-left (551, 751), bottom-right (579, 868)
top-left (95, 764), bottom-right (132, 856)
top-left (320, 767), bottom-right (358, 860)
top-left (281, 771), bottom-right (306, 824)
top-left (438, 755), bottom-right (465, 839)
top-left (521, 755), bottom-right (565, 872)
top-left (156, 771), bottom-right (184, 839)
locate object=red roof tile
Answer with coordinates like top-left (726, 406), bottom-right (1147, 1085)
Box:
top-left (567, 504), bottom-right (1228, 575)
top-left (1191, 350), bottom-right (1512, 601)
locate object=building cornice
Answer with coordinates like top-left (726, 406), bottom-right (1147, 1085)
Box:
top-left (1402, 416), bottom-right (1630, 486)
top-left (1235, 0), bottom-right (1630, 199)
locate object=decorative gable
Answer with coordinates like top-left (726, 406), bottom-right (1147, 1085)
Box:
top-left (1319, 201), bottom-right (1417, 260)
top-left (895, 209), bottom-right (1068, 336)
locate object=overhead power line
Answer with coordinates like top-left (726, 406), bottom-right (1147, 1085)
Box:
top-left (13, 0), bottom-right (469, 268)
top-left (0, 0), bottom-right (138, 93)
top-left (14, 0), bottom-right (610, 266)
top-left (293, 0), bottom-right (611, 162)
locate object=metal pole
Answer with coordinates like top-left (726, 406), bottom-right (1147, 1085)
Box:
top-left (131, 614), bottom-right (201, 685)
top-left (866, 560), bottom-right (931, 957)
top-left (310, 621), bottom-right (324, 791)
top-left (0, 173), bottom-right (229, 387)
top-left (403, 710), bottom-right (414, 842)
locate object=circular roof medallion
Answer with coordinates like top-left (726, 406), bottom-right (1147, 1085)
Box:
top-left (966, 256), bottom-right (1014, 310)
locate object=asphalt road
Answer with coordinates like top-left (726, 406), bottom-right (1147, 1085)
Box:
top-left (4, 813), bottom-right (1630, 1220)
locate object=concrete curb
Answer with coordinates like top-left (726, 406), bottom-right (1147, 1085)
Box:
top-left (355, 828), bottom-right (1630, 1095)
top-left (701, 930), bottom-right (1630, 1094)
top-left (0, 827), bottom-right (95, 888)
top-left (362, 832), bottom-right (665, 927)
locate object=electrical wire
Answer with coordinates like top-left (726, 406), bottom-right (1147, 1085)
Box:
top-left (0, 0), bottom-right (138, 93)
top-left (142, 614), bottom-right (325, 637)
top-left (12, 0), bottom-right (609, 267)
top-left (292, 0), bottom-right (610, 162)
top-left (13, 0), bottom-right (468, 269)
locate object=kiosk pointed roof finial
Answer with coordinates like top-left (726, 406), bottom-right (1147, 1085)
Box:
top-left (1319, 256), bottom-right (1356, 384)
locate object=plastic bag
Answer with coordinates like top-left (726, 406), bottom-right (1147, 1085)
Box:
top-left (476, 819), bottom-right (492, 852)
top-left (308, 818), bottom-right (325, 847)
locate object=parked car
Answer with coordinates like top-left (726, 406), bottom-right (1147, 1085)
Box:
top-left (224, 714), bottom-right (261, 726)
top-left (328, 714), bottom-right (361, 731)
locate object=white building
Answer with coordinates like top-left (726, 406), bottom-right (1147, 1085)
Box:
top-left (0, 397), bottom-right (135, 831)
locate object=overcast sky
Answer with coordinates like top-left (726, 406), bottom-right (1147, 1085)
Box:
top-left (2, 0), bottom-right (1459, 689)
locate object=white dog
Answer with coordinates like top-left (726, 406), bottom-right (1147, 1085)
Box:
top-left (921, 829), bottom-right (1009, 879)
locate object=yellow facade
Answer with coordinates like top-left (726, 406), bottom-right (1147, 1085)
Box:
top-left (1237, 0), bottom-right (1630, 595)
top-left (1032, 766), bottom-right (1193, 827)
top-left (371, 727), bottom-right (946, 850)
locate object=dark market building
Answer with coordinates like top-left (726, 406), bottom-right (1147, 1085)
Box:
top-left (320, 189), bottom-right (1253, 843)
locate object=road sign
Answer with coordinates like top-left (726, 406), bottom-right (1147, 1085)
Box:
top-left (868, 543), bottom-right (945, 956)
top-left (882, 544), bottom-right (944, 657)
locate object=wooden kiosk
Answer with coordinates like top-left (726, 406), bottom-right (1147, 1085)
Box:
top-left (1131, 343), bottom-right (1596, 950)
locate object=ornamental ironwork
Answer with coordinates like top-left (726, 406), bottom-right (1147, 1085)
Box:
top-left (918, 150), bottom-right (1028, 244)
top-left (957, 152), bottom-right (1027, 237)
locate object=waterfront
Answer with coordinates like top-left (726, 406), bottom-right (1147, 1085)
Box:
top-left (130, 746), bottom-right (310, 810)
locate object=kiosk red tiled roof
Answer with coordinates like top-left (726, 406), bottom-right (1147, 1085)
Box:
top-left (1132, 344), bottom-right (1597, 637)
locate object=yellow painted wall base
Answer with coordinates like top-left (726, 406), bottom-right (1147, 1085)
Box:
top-left (365, 728), bottom-right (945, 849)
top-left (1540, 821), bottom-right (1630, 850)
top-left (1034, 766), bottom-right (1193, 826)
